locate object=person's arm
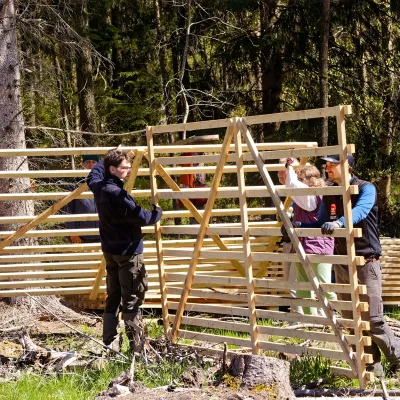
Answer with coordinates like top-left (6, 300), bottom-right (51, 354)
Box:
top-left (285, 167), bottom-right (318, 211)
top-left (337, 183), bottom-right (376, 227)
top-left (112, 188), bottom-right (163, 226)
top-left (87, 159), bottom-right (105, 194)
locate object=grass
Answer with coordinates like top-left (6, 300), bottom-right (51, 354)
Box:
top-left (0, 362), bottom-right (126, 400)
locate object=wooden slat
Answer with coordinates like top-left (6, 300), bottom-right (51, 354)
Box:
top-left (0, 185), bottom-right (359, 201)
top-left (150, 105), bottom-right (350, 134)
top-left (165, 273), bottom-right (367, 294)
top-left (163, 248), bottom-right (365, 265)
top-left (336, 106), bottom-right (366, 387)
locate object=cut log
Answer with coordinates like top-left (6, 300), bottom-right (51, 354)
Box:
top-left (229, 354), bottom-right (295, 400)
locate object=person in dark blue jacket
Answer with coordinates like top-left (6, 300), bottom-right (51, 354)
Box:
top-left (65, 154), bottom-right (100, 244)
top-left (87, 148), bottom-right (162, 352)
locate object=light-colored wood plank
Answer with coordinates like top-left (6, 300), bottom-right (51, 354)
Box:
top-left (171, 121), bottom-right (236, 342)
top-left (163, 248), bottom-right (365, 265)
top-left (336, 105), bottom-right (366, 387)
top-left (0, 185), bottom-right (360, 201)
top-left (150, 105), bottom-right (350, 134)
top-left (147, 128), bottom-right (170, 334)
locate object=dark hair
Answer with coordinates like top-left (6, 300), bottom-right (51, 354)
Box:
top-left (104, 148), bottom-right (131, 173)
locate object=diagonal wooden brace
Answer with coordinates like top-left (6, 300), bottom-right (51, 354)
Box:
top-left (238, 119), bottom-right (358, 375)
top-left (0, 183), bottom-right (89, 252)
top-left (143, 154), bottom-right (245, 277)
top-left (256, 157), bottom-right (308, 278)
top-left (171, 121), bottom-right (237, 342)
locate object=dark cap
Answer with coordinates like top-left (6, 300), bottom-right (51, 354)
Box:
top-left (321, 154), bottom-right (354, 167)
top-left (82, 154), bottom-right (99, 162)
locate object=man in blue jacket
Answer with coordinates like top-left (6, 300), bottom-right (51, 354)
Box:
top-left (65, 154), bottom-right (100, 244)
top-left (87, 147), bottom-right (162, 352)
top-left (297, 154), bottom-right (400, 377)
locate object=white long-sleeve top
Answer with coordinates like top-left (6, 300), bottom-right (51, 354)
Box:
top-left (285, 167), bottom-right (318, 211)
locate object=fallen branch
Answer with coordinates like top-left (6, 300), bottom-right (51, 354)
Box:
top-left (23, 292), bottom-right (128, 360)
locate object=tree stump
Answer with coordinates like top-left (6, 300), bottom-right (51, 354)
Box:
top-left (229, 354), bottom-right (295, 400)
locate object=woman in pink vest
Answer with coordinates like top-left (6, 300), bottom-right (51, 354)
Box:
top-left (284, 159), bottom-right (336, 316)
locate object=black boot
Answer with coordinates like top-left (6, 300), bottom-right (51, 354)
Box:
top-left (103, 313), bottom-right (119, 347)
top-left (123, 313), bottom-right (146, 355)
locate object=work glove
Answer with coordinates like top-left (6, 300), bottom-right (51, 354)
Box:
top-left (292, 221), bottom-right (301, 228)
top-left (321, 221), bottom-right (342, 235)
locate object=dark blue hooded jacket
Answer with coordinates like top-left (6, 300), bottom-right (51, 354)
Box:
top-left (87, 159), bottom-right (162, 255)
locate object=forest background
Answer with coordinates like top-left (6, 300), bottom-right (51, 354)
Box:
top-left (1, 0), bottom-right (400, 237)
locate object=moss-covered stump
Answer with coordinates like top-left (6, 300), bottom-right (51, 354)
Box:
top-left (229, 354), bottom-right (295, 400)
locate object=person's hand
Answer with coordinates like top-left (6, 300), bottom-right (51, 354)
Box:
top-left (292, 221), bottom-right (302, 228)
top-left (153, 204), bottom-right (163, 214)
top-left (70, 236), bottom-right (82, 244)
top-left (321, 221), bottom-right (342, 235)
top-left (285, 158), bottom-right (294, 168)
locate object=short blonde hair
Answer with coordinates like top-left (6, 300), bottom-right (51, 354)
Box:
top-left (297, 165), bottom-right (326, 188)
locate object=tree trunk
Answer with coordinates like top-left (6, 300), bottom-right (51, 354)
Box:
top-left (0, 0), bottom-right (35, 234)
top-left (229, 354), bottom-right (295, 400)
top-left (154, 0), bottom-right (174, 144)
top-left (260, 0), bottom-right (282, 141)
top-left (319, 0), bottom-right (330, 147)
top-left (53, 44), bottom-right (75, 169)
top-left (75, 0), bottom-right (97, 145)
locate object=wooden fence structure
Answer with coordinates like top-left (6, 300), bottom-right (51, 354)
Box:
top-left (0, 104), bottom-right (390, 387)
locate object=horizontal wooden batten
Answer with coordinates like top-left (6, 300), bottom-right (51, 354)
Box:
top-left (0, 185), bottom-right (359, 201)
top-left (166, 287), bottom-right (367, 312)
top-left (169, 315), bottom-right (250, 333)
top-left (169, 315), bottom-right (370, 347)
top-left (163, 249), bottom-right (364, 266)
top-left (150, 106), bottom-right (350, 134)
top-left (161, 226), bottom-right (361, 238)
top-left (257, 325), bottom-right (371, 346)
top-left (0, 142), bottom-right (318, 157)
top-left (0, 207), bottom-right (275, 225)
top-left (0, 261), bottom-right (101, 272)
top-left (165, 273), bottom-right (367, 294)
top-left (166, 302), bottom-right (369, 330)
top-left (177, 329), bottom-right (251, 348)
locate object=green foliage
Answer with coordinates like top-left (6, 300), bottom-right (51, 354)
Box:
top-left (290, 353), bottom-right (333, 389)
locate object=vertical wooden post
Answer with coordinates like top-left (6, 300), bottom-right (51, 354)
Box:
top-left (336, 105), bottom-right (366, 388)
top-left (89, 151), bottom-right (144, 300)
top-left (234, 121), bottom-right (259, 354)
top-left (171, 120), bottom-right (236, 342)
top-left (147, 127), bottom-right (170, 334)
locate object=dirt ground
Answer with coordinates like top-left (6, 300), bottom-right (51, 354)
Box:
top-left (95, 382), bottom-right (275, 400)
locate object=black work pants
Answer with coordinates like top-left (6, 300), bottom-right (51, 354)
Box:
top-left (102, 252), bottom-right (148, 344)
top-left (334, 260), bottom-right (400, 366)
